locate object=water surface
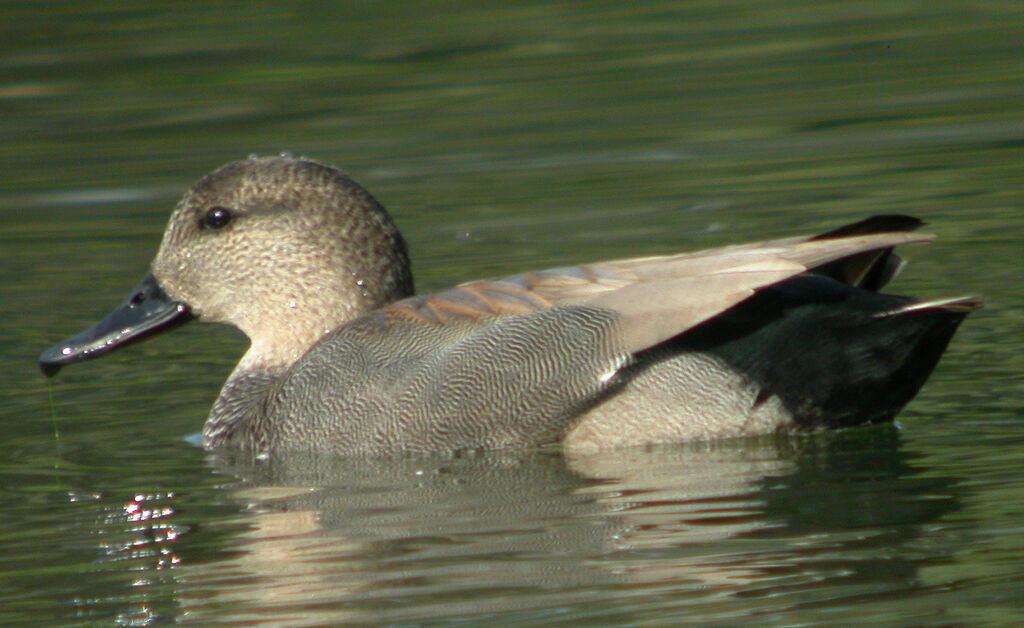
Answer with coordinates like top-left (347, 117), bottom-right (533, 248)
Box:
top-left (2, 1), bottom-right (1023, 625)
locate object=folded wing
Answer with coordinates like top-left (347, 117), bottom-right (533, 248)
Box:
top-left (388, 230), bottom-right (935, 356)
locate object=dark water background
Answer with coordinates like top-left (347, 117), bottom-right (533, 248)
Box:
top-left (2, 2), bottom-right (1023, 625)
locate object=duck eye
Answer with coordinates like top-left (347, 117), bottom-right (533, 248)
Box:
top-left (201, 206), bottom-right (233, 230)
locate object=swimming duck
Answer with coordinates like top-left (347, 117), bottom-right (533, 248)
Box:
top-left (40, 157), bottom-right (980, 456)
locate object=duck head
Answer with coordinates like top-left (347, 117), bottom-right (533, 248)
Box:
top-left (40, 157), bottom-right (414, 375)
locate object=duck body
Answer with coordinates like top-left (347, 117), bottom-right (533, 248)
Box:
top-left (40, 157), bottom-right (979, 457)
top-left (208, 273), bottom-right (972, 457)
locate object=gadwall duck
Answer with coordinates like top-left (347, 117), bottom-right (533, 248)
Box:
top-left (40, 157), bottom-right (980, 456)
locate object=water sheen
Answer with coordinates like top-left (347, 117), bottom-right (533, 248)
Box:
top-left (2, 1), bottom-right (1023, 626)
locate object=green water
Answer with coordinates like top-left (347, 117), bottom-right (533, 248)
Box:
top-left (2, 1), bottom-right (1023, 625)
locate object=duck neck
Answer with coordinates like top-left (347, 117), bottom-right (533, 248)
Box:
top-left (236, 298), bottom-right (355, 371)
top-left (199, 287), bottom-right (406, 453)
top-left (201, 353), bottom-right (289, 454)
top-left (199, 310), bottom-right (350, 453)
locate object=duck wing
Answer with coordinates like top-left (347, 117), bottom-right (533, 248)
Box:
top-left (387, 229), bottom-right (934, 356)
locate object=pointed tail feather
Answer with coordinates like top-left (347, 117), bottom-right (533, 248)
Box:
top-left (810, 214), bottom-right (926, 291)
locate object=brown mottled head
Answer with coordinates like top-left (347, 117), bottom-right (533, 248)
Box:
top-left (153, 157), bottom-right (414, 365)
